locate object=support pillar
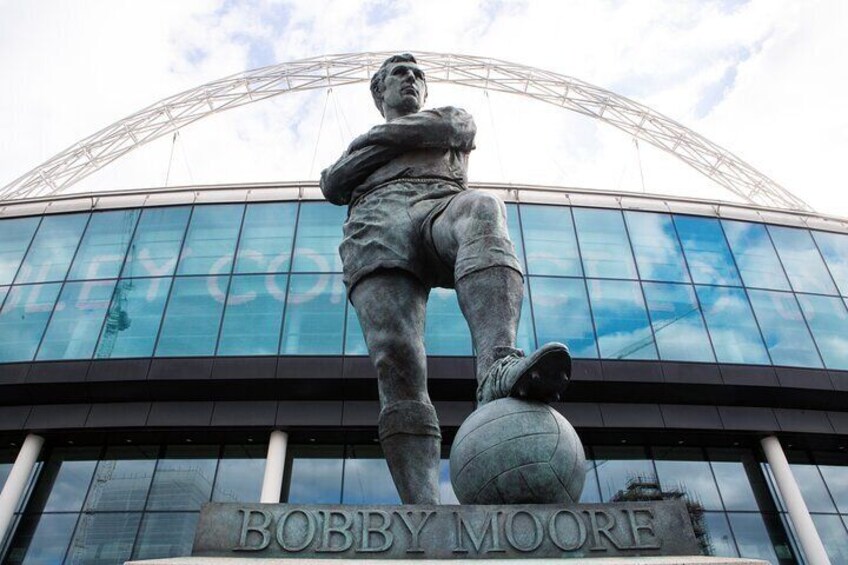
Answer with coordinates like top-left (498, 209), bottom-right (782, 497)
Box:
top-left (761, 435), bottom-right (830, 565)
top-left (260, 430), bottom-right (288, 503)
top-left (0, 434), bottom-right (43, 545)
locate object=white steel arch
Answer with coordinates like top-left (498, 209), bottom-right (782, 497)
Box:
top-left (0, 51), bottom-right (811, 211)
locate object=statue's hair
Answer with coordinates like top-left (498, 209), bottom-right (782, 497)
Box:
top-left (370, 53), bottom-right (425, 116)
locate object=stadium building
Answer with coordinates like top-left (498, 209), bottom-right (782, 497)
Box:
top-left (0, 53), bottom-right (847, 565)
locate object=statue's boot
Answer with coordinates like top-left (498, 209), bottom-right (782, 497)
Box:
top-left (476, 342), bottom-right (572, 406)
top-left (379, 400), bottom-right (442, 504)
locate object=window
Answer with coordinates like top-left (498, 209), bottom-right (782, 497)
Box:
top-left (425, 288), bottom-right (472, 356)
top-left (94, 278), bottom-right (170, 359)
top-left (768, 225), bottom-right (837, 295)
top-left (642, 282), bottom-right (714, 363)
top-left (696, 285), bottom-right (769, 365)
top-left (280, 274), bottom-right (345, 354)
top-left (0, 216), bottom-right (40, 285)
top-left (217, 274), bottom-right (287, 356)
top-left (155, 276), bottom-right (227, 357)
top-left (722, 220), bottom-right (789, 291)
top-left (177, 205), bottom-right (244, 276)
top-left (67, 209), bottom-right (140, 281)
top-left (0, 283), bottom-right (62, 362)
top-left (625, 211), bottom-right (689, 282)
top-left (291, 203), bottom-right (345, 273)
top-left (520, 205), bottom-right (582, 276)
top-left (747, 290), bottom-right (822, 368)
top-left (122, 207), bottom-right (191, 278)
top-left (811, 230), bottom-right (848, 296)
top-left (573, 208), bottom-right (638, 279)
top-left (235, 203), bottom-right (298, 274)
top-left (587, 279), bottom-right (657, 360)
top-left (796, 293), bottom-right (848, 370)
top-left (673, 215), bottom-right (741, 286)
top-left (16, 213), bottom-right (89, 284)
top-left (530, 277), bottom-right (597, 358)
top-left (37, 280), bottom-right (116, 360)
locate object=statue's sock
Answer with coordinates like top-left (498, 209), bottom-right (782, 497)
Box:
top-left (379, 400), bottom-right (442, 504)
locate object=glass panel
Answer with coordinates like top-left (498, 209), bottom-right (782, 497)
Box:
top-left (212, 445), bottom-right (266, 503)
top-left (65, 512), bottom-right (141, 565)
top-left (342, 446), bottom-right (401, 504)
top-left (768, 226), bottom-right (837, 295)
top-left (122, 206), bottom-right (191, 278)
top-left (131, 512), bottom-right (199, 560)
top-left (653, 447), bottom-right (723, 511)
top-left (580, 457), bottom-right (602, 503)
top-left (587, 279), bottom-right (657, 360)
top-left (520, 205), bottom-right (582, 276)
top-left (505, 204), bottom-right (526, 272)
top-left (643, 282), bottom-right (714, 362)
top-left (726, 513), bottom-right (782, 564)
top-left (16, 213), bottom-right (89, 284)
top-left (83, 446), bottom-right (157, 512)
top-left (0, 216), bottom-right (40, 285)
top-left (819, 464), bottom-right (848, 513)
top-left (592, 446), bottom-right (655, 502)
top-left (748, 289), bottom-right (822, 368)
top-left (94, 277), bottom-right (170, 359)
top-left (28, 448), bottom-right (98, 513)
top-left (785, 463), bottom-right (838, 513)
top-left (516, 280), bottom-right (535, 353)
top-left (797, 293), bottom-right (848, 370)
top-left (291, 202), bottom-right (345, 273)
top-left (217, 274), bottom-right (287, 355)
top-left (425, 288), bottom-right (472, 355)
top-left (673, 215), bottom-right (742, 286)
top-left (439, 459), bottom-right (459, 504)
top-left (696, 285), bottom-right (770, 365)
top-left (811, 514), bottom-right (848, 564)
top-left (4, 513), bottom-right (78, 565)
top-left (344, 303), bottom-right (368, 356)
top-left (235, 202), bottom-right (298, 274)
top-left (703, 512), bottom-right (739, 557)
top-left (625, 211), bottom-right (689, 282)
top-left (287, 446), bottom-right (344, 504)
top-left (280, 274), bottom-right (345, 355)
top-left (721, 220), bottom-right (790, 291)
top-left (573, 208), bottom-right (637, 279)
top-left (708, 449), bottom-right (760, 512)
top-left (145, 446), bottom-right (218, 511)
top-left (812, 230), bottom-right (848, 296)
top-left (530, 277), bottom-right (597, 358)
top-left (0, 283), bottom-right (62, 362)
top-left (177, 204), bottom-right (244, 276)
top-left (155, 276), bottom-right (227, 357)
top-left (36, 280), bottom-right (116, 361)
top-left (67, 209), bottom-right (140, 281)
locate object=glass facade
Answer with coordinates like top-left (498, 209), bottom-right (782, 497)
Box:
top-left (0, 201), bottom-right (847, 367)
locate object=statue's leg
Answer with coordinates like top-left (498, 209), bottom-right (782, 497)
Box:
top-left (350, 270), bottom-right (441, 504)
top-left (433, 191), bottom-right (571, 404)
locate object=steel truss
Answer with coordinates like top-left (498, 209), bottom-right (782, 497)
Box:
top-left (0, 52), bottom-right (811, 210)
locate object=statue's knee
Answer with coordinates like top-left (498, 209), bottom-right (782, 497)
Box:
top-left (466, 191), bottom-right (507, 224)
top-left (371, 335), bottom-right (424, 373)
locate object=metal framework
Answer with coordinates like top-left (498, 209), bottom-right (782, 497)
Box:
top-left (0, 51), bottom-right (811, 210)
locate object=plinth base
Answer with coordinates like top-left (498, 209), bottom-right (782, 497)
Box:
top-left (128, 557), bottom-right (768, 565)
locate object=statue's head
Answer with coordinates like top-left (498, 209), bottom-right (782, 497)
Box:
top-left (370, 53), bottom-right (428, 119)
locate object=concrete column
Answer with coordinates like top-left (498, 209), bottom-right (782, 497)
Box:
top-left (761, 435), bottom-right (830, 565)
top-left (0, 434), bottom-right (43, 544)
top-left (260, 430), bottom-right (288, 503)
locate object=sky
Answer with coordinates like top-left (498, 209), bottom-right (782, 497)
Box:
top-left (1, 0), bottom-right (847, 216)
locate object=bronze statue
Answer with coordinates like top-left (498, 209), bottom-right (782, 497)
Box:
top-left (320, 54), bottom-right (571, 504)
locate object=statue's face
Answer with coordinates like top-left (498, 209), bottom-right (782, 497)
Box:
top-left (381, 61), bottom-right (427, 117)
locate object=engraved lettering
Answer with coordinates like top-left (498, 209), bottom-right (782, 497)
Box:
top-left (357, 510), bottom-right (394, 553)
top-left (394, 510), bottom-right (435, 553)
top-left (504, 510), bottom-right (543, 552)
top-left (548, 509), bottom-right (587, 551)
top-left (276, 509), bottom-right (316, 552)
top-left (624, 508), bottom-right (661, 549)
top-left (585, 509), bottom-right (624, 551)
top-left (233, 508), bottom-right (271, 551)
top-left (452, 511), bottom-right (504, 554)
top-left (316, 510), bottom-right (354, 552)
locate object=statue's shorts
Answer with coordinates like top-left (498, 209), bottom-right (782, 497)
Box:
top-left (340, 180), bottom-right (522, 293)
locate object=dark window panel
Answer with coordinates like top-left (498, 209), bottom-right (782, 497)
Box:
top-left (674, 215), bottom-right (742, 286)
top-left (212, 445), bottom-right (266, 503)
top-left (725, 512), bottom-right (784, 564)
top-left (0, 216), bottom-right (40, 285)
top-left (796, 293), bottom-right (848, 370)
top-left (291, 202), bottom-right (345, 273)
top-left (520, 205), bottom-right (582, 276)
top-left (122, 206), bottom-right (191, 278)
top-left (652, 446), bottom-right (723, 511)
top-left (3, 513), bottom-right (78, 565)
top-left (592, 446), bottom-right (655, 502)
top-left (702, 512), bottom-right (739, 557)
top-left (217, 274), bottom-right (287, 356)
top-left (707, 449), bottom-right (761, 512)
top-left (812, 230), bottom-right (848, 296)
top-left (768, 226), bottom-right (837, 295)
top-left (625, 211), bottom-right (690, 283)
top-left (0, 283), bottom-right (62, 363)
top-left (342, 445), bottom-right (400, 504)
top-left (16, 213), bottom-right (89, 284)
top-left (696, 285), bottom-right (769, 365)
top-left (530, 277), bottom-right (597, 358)
top-left (642, 282), bottom-right (715, 363)
top-left (587, 279), bottom-right (657, 360)
top-left (65, 512), bottom-right (141, 565)
top-left (37, 280), bottom-right (116, 361)
top-left (156, 276), bottom-right (228, 357)
top-left (787, 463), bottom-right (838, 513)
top-left (234, 202), bottom-right (298, 274)
top-left (573, 208), bottom-right (638, 279)
top-left (177, 204), bottom-right (244, 276)
top-left (94, 277), bottom-right (170, 359)
top-left (27, 448), bottom-right (99, 513)
top-left (286, 446), bottom-right (344, 504)
top-left (818, 464), bottom-right (848, 513)
top-left (721, 220), bottom-right (790, 291)
top-left (145, 446), bottom-right (218, 511)
top-left (83, 446), bottom-right (158, 512)
top-left (67, 209), bottom-right (140, 281)
top-left (425, 288), bottom-right (472, 356)
top-left (131, 512), bottom-right (199, 561)
top-left (811, 514), bottom-right (848, 564)
top-left (280, 274), bottom-right (345, 355)
top-left (748, 289), bottom-right (822, 368)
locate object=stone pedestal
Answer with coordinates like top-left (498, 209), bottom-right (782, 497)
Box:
top-left (127, 557), bottom-right (768, 565)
